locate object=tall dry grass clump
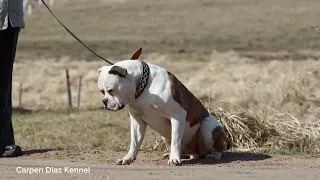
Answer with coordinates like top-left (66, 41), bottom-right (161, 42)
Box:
top-left (208, 67), bottom-right (320, 153)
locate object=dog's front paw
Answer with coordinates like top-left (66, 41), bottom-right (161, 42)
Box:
top-left (115, 157), bottom-right (134, 165)
top-left (168, 158), bottom-right (182, 166)
top-left (168, 154), bottom-right (182, 166)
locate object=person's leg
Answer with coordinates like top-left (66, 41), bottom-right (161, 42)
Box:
top-left (0, 23), bottom-right (22, 157)
top-left (0, 28), bottom-right (5, 153)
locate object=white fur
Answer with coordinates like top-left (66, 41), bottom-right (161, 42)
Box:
top-left (98, 60), bottom-right (222, 165)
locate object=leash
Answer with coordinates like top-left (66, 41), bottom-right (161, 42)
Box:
top-left (40, 0), bottom-right (114, 65)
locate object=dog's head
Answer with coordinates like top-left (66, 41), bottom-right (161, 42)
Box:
top-left (98, 65), bottom-right (136, 111)
top-left (97, 48), bottom-right (143, 111)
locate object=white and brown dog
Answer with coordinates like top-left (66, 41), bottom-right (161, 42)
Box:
top-left (98, 48), bottom-right (230, 166)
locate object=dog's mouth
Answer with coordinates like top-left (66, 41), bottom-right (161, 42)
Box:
top-left (106, 105), bottom-right (125, 111)
top-left (104, 102), bottom-right (125, 111)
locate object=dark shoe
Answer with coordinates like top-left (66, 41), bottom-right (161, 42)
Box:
top-left (1, 145), bottom-right (22, 157)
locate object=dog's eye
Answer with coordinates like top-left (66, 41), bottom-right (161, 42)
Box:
top-left (107, 89), bottom-right (114, 95)
top-left (100, 90), bottom-right (105, 95)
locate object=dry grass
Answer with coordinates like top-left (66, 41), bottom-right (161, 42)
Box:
top-left (212, 107), bottom-right (320, 153)
top-left (206, 59), bottom-right (320, 153)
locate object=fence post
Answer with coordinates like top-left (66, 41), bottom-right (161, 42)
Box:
top-left (77, 76), bottom-right (82, 108)
top-left (19, 83), bottom-right (23, 107)
top-left (66, 69), bottom-right (72, 108)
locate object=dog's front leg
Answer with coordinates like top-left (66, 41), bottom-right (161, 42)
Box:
top-left (168, 113), bottom-right (186, 166)
top-left (115, 113), bottom-right (146, 165)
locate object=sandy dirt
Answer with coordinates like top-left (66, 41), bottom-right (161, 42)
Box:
top-left (1, 149), bottom-right (320, 180)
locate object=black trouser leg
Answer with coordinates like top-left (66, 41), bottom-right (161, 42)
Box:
top-left (0, 23), bottom-right (21, 149)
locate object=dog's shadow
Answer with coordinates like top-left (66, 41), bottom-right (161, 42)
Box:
top-left (182, 151), bottom-right (272, 165)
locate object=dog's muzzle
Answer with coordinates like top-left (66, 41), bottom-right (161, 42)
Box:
top-left (102, 99), bottom-right (125, 110)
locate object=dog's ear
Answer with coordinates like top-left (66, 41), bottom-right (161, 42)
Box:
top-left (108, 66), bottom-right (127, 78)
top-left (130, 47), bottom-right (142, 60)
top-left (98, 67), bottom-right (102, 73)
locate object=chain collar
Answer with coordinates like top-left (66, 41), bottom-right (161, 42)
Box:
top-left (135, 61), bottom-right (150, 99)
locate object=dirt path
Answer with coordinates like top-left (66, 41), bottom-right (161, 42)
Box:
top-left (1, 150), bottom-right (320, 180)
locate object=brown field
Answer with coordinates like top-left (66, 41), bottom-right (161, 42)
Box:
top-left (3, 0), bottom-right (320, 179)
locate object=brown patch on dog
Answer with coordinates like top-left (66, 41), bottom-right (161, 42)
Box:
top-left (167, 71), bottom-right (209, 127)
top-left (108, 66), bottom-right (127, 78)
top-left (167, 71), bottom-right (229, 159)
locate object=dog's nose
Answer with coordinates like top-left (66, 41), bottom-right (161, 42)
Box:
top-left (102, 99), bottom-right (108, 106)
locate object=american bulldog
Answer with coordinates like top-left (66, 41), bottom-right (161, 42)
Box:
top-left (97, 48), bottom-right (230, 166)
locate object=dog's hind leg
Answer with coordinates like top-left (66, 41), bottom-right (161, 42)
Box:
top-left (210, 126), bottom-right (228, 160)
top-left (195, 116), bottom-right (222, 160)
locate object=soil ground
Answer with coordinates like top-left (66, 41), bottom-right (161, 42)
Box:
top-left (1, 150), bottom-right (320, 180)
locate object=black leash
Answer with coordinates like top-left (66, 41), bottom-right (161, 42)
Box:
top-left (40, 0), bottom-right (114, 65)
